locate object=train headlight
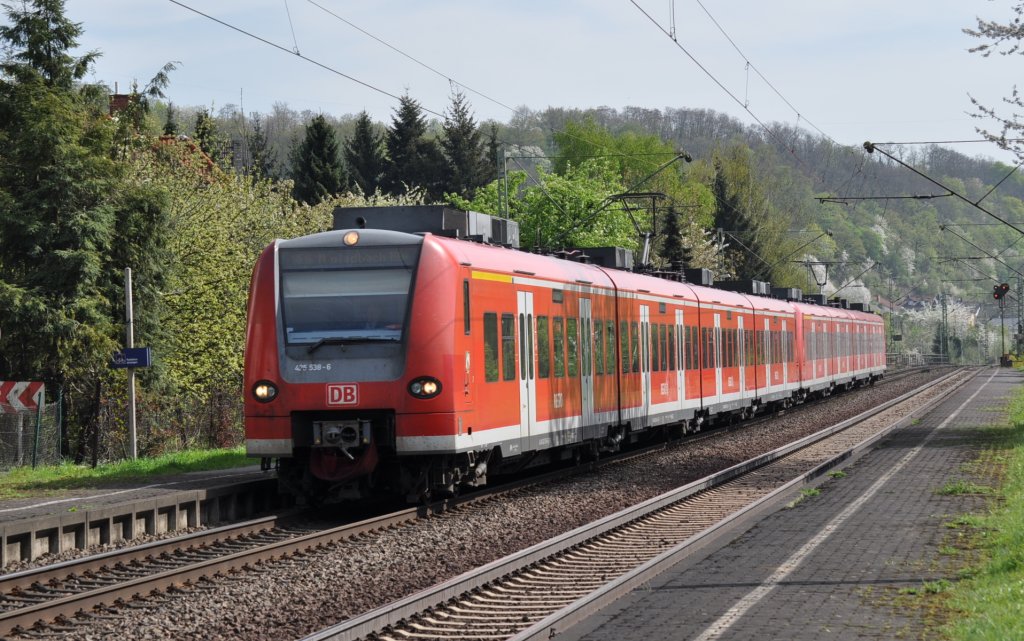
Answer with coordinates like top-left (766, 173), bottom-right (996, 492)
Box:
top-left (252, 380), bottom-right (279, 403)
top-left (408, 377), bottom-right (442, 399)
top-left (342, 231), bottom-right (360, 246)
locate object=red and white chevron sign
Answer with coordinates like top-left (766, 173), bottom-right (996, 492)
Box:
top-left (0, 381), bottom-right (45, 413)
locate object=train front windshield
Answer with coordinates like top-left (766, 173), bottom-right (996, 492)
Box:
top-left (278, 244), bottom-right (420, 347)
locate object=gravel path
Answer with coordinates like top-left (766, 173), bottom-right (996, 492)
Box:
top-left (15, 369), bottom-right (953, 640)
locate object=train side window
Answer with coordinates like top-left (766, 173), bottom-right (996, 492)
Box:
top-left (581, 318), bottom-right (591, 376)
top-left (700, 328), bottom-right (707, 369)
top-left (659, 324), bottom-right (668, 371)
top-left (463, 280), bottom-right (471, 335)
top-left (620, 321), bottom-right (630, 374)
top-left (593, 320), bottom-right (604, 376)
top-left (484, 312), bottom-right (499, 382)
top-left (600, 320), bottom-right (611, 374)
top-left (686, 326), bottom-right (694, 370)
top-left (567, 318), bottom-right (579, 377)
top-left (630, 322), bottom-right (640, 373)
top-left (537, 316), bottom-right (550, 379)
top-left (669, 323), bottom-right (676, 371)
top-left (501, 313), bottom-right (516, 381)
top-left (553, 317), bottom-right (565, 377)
top-left (651, 323), bottom-right (660, 372)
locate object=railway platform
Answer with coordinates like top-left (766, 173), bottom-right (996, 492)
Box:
top-left (557, 367), bottom-right (1018, 641)
top-left (0, 464), bottom-right (279, 567)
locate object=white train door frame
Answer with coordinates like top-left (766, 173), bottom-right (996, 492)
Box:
top-left (762, 316), bottom-right (772, 392)
top-left (517, 291), bottom-right (536, 447)
top-left (579, 297), bottom-right (595, 428)
top-left (675, 309), bottom-right (685, 403)
top-left (714, 312), bottom-right (723, 406)
top-left (782, 318), bottom-right (789, 385)
top-left (737, 314), bottom-right (746, 397)
top-left (640, 304), bottom-right (651, 419)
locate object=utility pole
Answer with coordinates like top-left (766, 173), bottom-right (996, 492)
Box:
top-left (125, 268), bottom-right (137, 460)
top-left (941, 293), bottom-right (949, 364)
top-left (1017, 275), bottom-right (1023, 356)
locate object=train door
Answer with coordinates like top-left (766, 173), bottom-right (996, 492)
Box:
top-left (762, 316), bottom-right (772, 390)
top-left (782, 319), bottom-right (789, 385)
top-left (517, 291), bottom-right (537, 447)
top-left (714, 313), bottom-right (723, 406)
top-left (579, 297), bottom-right (595, 428)
top-left (640, 304), bottom-right (651, 419)
top-left (737, 314), bottom-right (746, 396)
top-left (675, 309), bottom-right (685, 402)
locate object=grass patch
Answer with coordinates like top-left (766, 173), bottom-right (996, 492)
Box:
top-left (828, 470), bottom-right (847, 479)
top-left (901, 579), bottom-right (954, 596)
top-left (0, 447), bottom-right (252, 500)
top-left (786, 487), bottom-right (821, 508)
top-left (937, 479), bottom-right (996, 496)
top-left (941, 399), bottom-right (1024, 641)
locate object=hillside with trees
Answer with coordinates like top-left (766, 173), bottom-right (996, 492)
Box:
top-left (2, 0), bottom-right (1022, 463)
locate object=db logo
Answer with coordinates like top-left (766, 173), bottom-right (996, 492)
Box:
top-left (327, 383), bottom-right (358, 406)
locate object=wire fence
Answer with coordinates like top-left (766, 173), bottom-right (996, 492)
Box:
top-left (0, 402), bottom-right (61, 471)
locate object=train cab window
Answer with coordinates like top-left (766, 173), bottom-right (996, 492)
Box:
top-left (278, 245), bottom-right (418, 346)
top-left (501, 314), bottom-right (516, 381)
top-left (484, 312), bottom-right (499, 382)
top-left (537, 316), bottom-right (550, 379)
top-left (651, 324), bottom-right (660, 372)
top-left (620, 321), bottom-right (630, 374)
top-left (553, 317), bottom-right (565, 377)
top-left (603, 321), bottom-right (612, 372)
top-left (594, 321), bottom-right (604, 376)
top-left (567, 318), bottom-right (579, 377)
top-left (630, 322), bottom-right (640, 373)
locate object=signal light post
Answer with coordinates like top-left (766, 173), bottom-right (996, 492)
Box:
top-left (994, 282), bottom-right (1010, 366)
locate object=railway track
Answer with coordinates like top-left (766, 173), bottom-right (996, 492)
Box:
top-left (0, 444), bottom-right (665, 639)
top-left (303, 367), bottom-right (970, 641)
top-left (0, 366), bottom-right (946, 639)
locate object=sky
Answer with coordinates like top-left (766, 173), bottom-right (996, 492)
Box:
top-left (54, 0), bottom-right (1023, 164)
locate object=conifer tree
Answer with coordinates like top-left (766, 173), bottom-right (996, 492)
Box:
top-left (440, 91), bottom-right (488, 198)
top-left (660, 207), bottom-right (692, 269)
top-left (163, 102), bottom-right (179, 136)
top-left (0, 0), bottom-right (172, 452)
top-left (193, 108), bottom-right (222, 163)
top-left (383, 94), bottom-right (444, 200)
top-left (290, 114), bottom-right (346, 204)
top-left (485, 122), bottom-right (501, 183)
top-left (343, 111), bottom-right (385, 195)
top-left (247, 113), bottom-right (277, 179)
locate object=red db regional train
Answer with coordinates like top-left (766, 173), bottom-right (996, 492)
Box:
top-left (244, 206), bottom-right (886, 503)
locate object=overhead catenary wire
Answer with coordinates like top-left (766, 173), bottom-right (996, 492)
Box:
top-left (628, 0), bottom-right (862, 202)
top-left (693, 0), bottom-right (837, 145)
top-left (166, 0), bottom-right (446, 118)
top-left (304, 0), bottom-right (519, 115)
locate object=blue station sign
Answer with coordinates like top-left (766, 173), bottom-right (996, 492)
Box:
top-left (111, 347), bottom-right (152, 369)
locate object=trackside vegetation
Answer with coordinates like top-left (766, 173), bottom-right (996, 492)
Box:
top-left (940, 387), bottom-right (1024, 640)
top-left (0, 447), bottom-right (250, 501)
